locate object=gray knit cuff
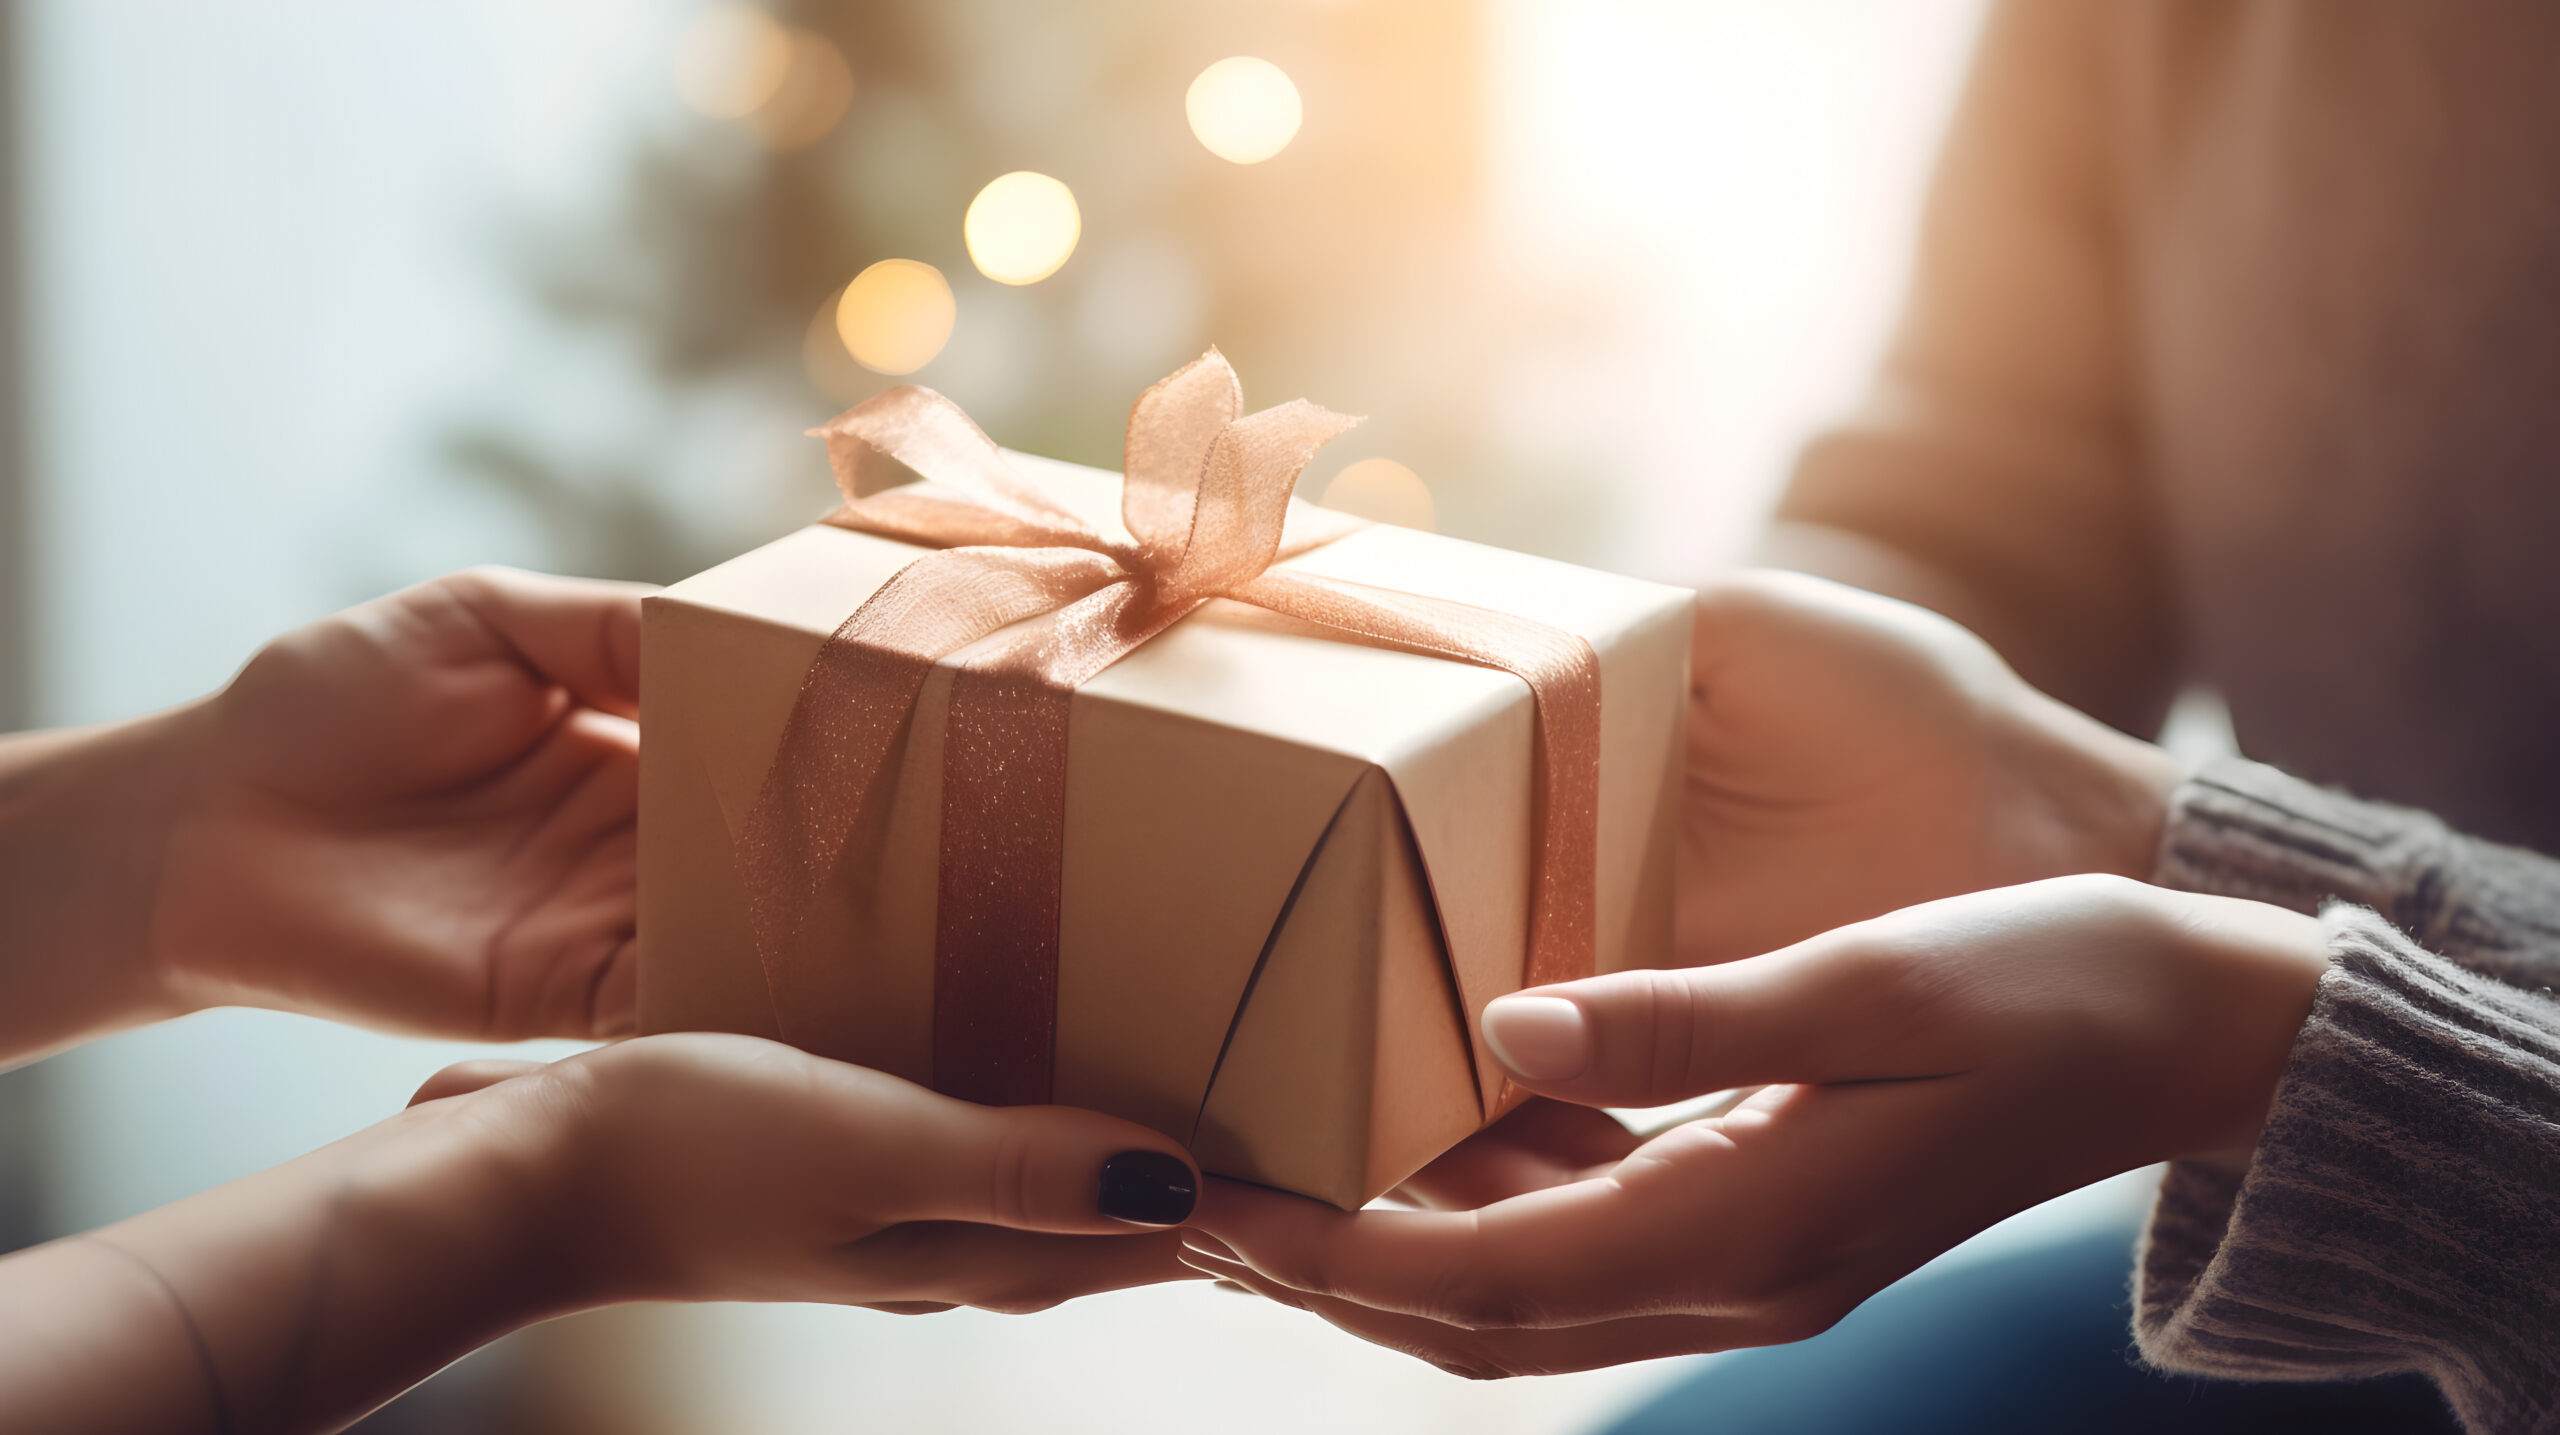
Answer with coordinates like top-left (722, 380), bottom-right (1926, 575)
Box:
top-left (2134, 907), bottom-right (2560, 1433)
top-left (2154, 756), bottom-right (2446, 919)
top-left (2156, 757), bottom-right (2560, 989)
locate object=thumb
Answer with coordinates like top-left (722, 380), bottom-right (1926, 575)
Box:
top-left (813, 1066), bottom-right (1203, 1234)
top-left (1479, 940), bottom-right (1900, 1107)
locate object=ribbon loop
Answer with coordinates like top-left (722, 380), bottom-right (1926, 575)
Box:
top-left (1122, 348), bottom-right (1244, 563)
top-left (743, 353), bottom-right (1602, 1110)
top-left (1153, 399), bottom-right (1361, 606)
top-left (812, 386), bottom-right (1098, 541)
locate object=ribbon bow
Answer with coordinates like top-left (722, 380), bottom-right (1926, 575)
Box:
top-left (740, 350), bottom-right (1600, 1107)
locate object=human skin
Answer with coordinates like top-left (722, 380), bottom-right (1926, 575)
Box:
top-left (0, 566), bottom-right (656, 1064)
top-left (0, 1034), bottom-right (1202, 1433)
top-left (0, 568), bottom-right (1203, 1430)
top-left (1179, 573), bottom-right (2331, 1377)
top-left (1669, 569), bottom-right (2179, 966)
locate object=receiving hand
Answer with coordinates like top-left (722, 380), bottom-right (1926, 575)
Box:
top-left (1675, 572), bottom-right (2178, 963)
top-left (1182, 876), bottom-right (2330, 1378)
top-left (151, 567), bottom-right (652, 1039)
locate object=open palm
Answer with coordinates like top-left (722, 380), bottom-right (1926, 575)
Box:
top-left (152, 568), bottom-right (653, 1039)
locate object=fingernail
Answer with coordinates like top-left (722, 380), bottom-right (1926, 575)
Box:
top-left (1482, 995), bottom-right (1591, 1081)
top-left (1097, 1150), bottom-right (1197, 1225)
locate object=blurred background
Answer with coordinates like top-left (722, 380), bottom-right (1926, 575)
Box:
top-left (0, 1), bottom-right (2024, 1429)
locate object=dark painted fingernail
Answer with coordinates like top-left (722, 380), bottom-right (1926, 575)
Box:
top-left (1097, 1150), bottom-right (1197, 1225)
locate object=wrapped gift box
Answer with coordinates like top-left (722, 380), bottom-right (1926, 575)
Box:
top-left (637, 452), bottom-right (1689, 1208)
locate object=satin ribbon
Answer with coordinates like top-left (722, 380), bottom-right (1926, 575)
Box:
top-left (738, 350), bottom-right (1600, 1107)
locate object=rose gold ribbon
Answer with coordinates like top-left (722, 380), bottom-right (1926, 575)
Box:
top-left (738, 350), bottom-right (1599, 1107)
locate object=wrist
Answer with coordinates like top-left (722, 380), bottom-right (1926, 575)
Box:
top-left (2009, 689), bottom-right (2182, 884)
top-left (0, 703), bottom-right (210, 1061)
top-left (2151, 889), bottom-right (2332, 1158)
top-left (373, 1075), bottom-right (604, 1320)
top-left (100, 1078), bottom-right (593, 1431)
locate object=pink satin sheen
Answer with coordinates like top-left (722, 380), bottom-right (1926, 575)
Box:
top-left (738, 350), bottom-right (1601, 1109)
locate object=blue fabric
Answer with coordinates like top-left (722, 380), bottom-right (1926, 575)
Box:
top-left (1592, 1227), bottom-right (2457, 1435)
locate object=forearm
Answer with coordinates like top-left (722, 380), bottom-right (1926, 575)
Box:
top-left (0, 1087), bottom-right (579, 1434)
top-left (0, 709), bottom-right (201, 1065)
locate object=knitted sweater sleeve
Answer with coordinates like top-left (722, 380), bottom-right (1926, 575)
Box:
top-left (2156, 756), bottom-right (2560, 989)
top-left (2139, 757), bottom-right (2560, 1432)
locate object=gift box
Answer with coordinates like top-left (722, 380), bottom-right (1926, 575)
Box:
top-left (637, 355), bottom-right (1690, 1208)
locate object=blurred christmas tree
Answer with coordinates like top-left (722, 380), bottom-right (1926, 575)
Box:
top-left (446, 0), bottom-right (1611, 585)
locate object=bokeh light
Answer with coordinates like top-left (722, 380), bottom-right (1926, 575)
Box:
top-left (749, 29), bottom-right (853, 149)
top-left (835, 259), bottom-right (956, 375)
top-left (671, 5), bottom-right (792, 120)
top-left (1186, 57), bottom-right (1302, 164)
top-left (963, 172), bottom-right (1082, 286)
top-left (672, 6), bottom-right (850, 149)
top-left (1319, 458), bottom-right (1435, 531)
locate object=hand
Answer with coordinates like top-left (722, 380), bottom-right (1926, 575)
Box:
top-left (0, 1035), bottom-right (1201, 1435)
top-left (417, 1034), bottom-right (1206, 1312)
top-left (1359, 572), bottom-right (2182, 1232)
top-left (152, 567), bottom-right (652, 1039)
top-left (1676, 571), bottom-right (2180, 963)
top-left (1182, 876), bottom-right (2331, 1378)
top-left (1379, 1098), bottom-right (1642, 1212)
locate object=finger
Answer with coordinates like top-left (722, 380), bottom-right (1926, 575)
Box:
top-left (791, 1058), bottom-right (1203, 1234)
top-left (1201, 1078), bottom-right (2024, 1359)
top-left (410, 1059), bottom-right (547, 1106)
top-left (819, 1223), bottom-right (1202, 1314)
top-left (488, 838), bottom-right (639, 1043)
top-left (1390, 1100), bottom-right (1639, 1210)
top-left (480, 828), bottom-right (636, 1040)
top-left (1187, 1173), bottom-right (1685, 1330)
top-left (1180, 1245), bottom-right (1758, 1378)
top-left (439, 567), bottom-right (654, 719)
top-left (468, 704), bottom-right (639, 819)
top-left (477, 709), bottom-right (639, 1040)
top-left (1176, 1242), bottom-right (1297, 1302)
top-left (1478, 933), bottom-right (1921, 1106)
top-left (494, 916), bottom-right (635, 1041)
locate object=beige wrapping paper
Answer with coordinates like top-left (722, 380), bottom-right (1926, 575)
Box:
top-left (639, 453), bottom-right (1690, 1207)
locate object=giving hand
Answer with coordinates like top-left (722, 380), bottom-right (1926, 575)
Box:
top-left (1676, 572), bottom-right (2177, 964)
top-left (1355, 570), bottom-right (2186, 1219)
top-left (413, 1034), bottom-right (1205, 1313)
top-left (0, 1034), bottom-right (1203, 1435)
